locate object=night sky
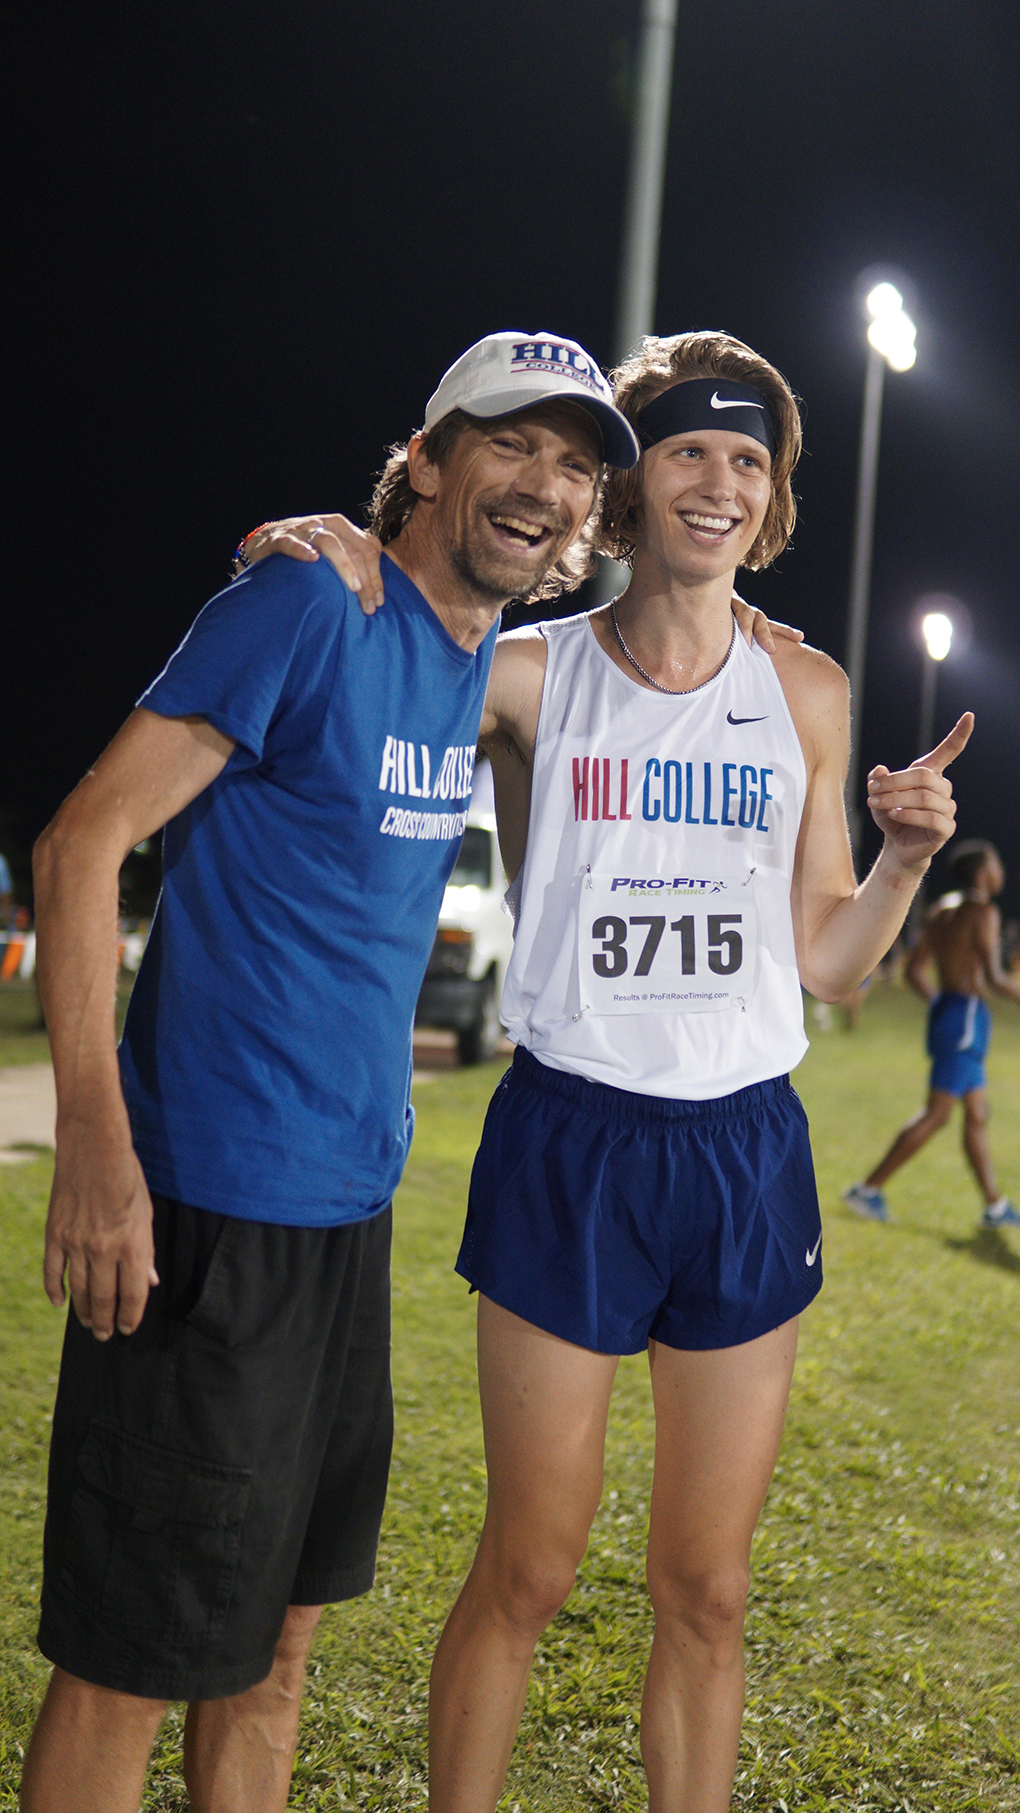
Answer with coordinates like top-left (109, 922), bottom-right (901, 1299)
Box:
top-left (6, 0), bottom-right (1020, 920)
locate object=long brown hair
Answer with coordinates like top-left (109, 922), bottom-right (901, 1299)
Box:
top-left (600, 332), bottom-right (803, 570)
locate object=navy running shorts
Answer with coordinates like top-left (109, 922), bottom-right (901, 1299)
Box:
top-left (456, 1047), bottom-right (822, 1354)
top-left (38, 1194), bottom-right (393, 1702)
top-left (927, 992), bottom-right (990, 1096)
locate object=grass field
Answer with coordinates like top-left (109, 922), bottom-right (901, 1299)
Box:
top-left (1, 982), bottom-right (1018, 1810)
top-left (0, 985), bottom-right (50, 1068)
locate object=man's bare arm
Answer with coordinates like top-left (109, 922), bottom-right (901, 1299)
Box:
top-left (475, 631), bottom-right (548, 881)
top-left (976, 903), bottom-right (1020, 1006)
top-left (778, 640), bottom-right (973, 1000)
top-left (34, 710), bottom-right (235, 1339)
top-left (904, 924), bottom-right (937, 1001)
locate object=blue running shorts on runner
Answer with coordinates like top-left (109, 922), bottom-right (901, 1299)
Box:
top-left (456, 1047), bottom-right (822, 1354)
top-left (927, 992), bottom-right (990, 1096)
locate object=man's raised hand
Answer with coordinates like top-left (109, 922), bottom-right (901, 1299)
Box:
top-left (244, 515), bottom-right (386, 613)
top-left (867, 712), bottom-right (975, 868)
top-left (730, 592), bottom-right (804, 654)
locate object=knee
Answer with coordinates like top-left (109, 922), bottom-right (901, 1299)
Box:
top-left (482, 1549), bottom-right (579, 1639)
top-left (647, 1558), bottom-right (750, 1655)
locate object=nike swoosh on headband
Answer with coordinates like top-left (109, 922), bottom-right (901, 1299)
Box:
top-left (711, 392), bottom-right (765, 411)
top-left (636, 379), bottom-right (777, 455)
top-left (726, 711), bottom-right (768, 725)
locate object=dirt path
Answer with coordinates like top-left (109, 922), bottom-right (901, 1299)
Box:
top-left (0, 1063), bottom-right (56, 1163)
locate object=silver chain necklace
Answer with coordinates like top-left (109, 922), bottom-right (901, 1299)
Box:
top-left (609, 600), bottom-right (735, 696)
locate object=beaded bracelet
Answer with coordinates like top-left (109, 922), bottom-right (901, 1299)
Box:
top-left (232, 523), bottom-right (272, 578)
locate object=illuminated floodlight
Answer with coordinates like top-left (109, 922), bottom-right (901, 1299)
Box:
top-left (866, 281), bottom-right (904, 320)
top-left (921, 611), bottom-right (953, 661)
top-left (867, 308), bottom-right (917, 371)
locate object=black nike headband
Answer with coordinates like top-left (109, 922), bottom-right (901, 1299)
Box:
top-left (635, 378), bottom-right (777, 458)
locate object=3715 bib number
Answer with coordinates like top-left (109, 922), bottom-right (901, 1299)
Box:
top-left (579, 874), bottom-right (759, 1015)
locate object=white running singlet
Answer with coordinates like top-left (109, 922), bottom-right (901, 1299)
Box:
top-left (501, 611), bottom-right (809, 1099)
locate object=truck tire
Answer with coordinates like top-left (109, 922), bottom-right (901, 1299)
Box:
top-left (457, 973), bottom-right (500, 1065)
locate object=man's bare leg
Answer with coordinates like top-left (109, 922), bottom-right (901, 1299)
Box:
top-left (183, 1603), bottom-right (324, 1813)
top-left (640, 1320), bottom-right (799, 1813)
top-left (429, 1297), bottom-right (618, 1813)
top-left (20, 1668), bottom-right (168, 1813)
top-left (960, 1087), bottom-right (999, 1204)
top-left (865, 1087), bottom-right (955, 1187)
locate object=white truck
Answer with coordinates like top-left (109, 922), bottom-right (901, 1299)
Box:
top-left (414, 759), bottom-right (514, 1064)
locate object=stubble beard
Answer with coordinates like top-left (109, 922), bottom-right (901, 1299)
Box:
top-left (448, 497), bottom-right (569, 605)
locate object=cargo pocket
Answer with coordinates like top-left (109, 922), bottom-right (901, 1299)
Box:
top-left (65, 1419), bottom-right (251, 1642)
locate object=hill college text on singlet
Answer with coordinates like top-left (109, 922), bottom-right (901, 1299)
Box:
top-left (500, 612), bottom-right (809, 1100)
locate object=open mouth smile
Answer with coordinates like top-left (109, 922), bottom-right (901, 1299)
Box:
top-left (680, 511), bottom-right (739, 540)
top-left (486, 512), bottom-right (553, 550)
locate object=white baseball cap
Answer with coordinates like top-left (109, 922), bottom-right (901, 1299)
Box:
top-left (423, 331), bottom-right (641, 469)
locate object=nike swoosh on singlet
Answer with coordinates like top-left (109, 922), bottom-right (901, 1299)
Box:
top-left (711, 392), bottom-right (766, 411)
top-left (726, 711), bottom-right (768, 725)
top-left (805, 1233), bottom-right (822, 1266)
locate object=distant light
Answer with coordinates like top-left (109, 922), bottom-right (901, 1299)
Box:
top-left (866, 282), bottom-right (904, 320)
top-left (921, 612), bottom-right (953, 661)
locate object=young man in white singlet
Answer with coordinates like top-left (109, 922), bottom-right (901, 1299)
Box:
top-left (250, 331), bottom-right (970, 1813)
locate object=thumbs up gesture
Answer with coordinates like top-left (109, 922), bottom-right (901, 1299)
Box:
top-left (866, 713), bottom-right (974, 868)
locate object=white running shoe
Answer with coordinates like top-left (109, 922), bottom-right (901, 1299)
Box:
top-left (982, 1198), bottom-right (1020, 1229)
top-left (843, 1182), bottom-right (889, 1222)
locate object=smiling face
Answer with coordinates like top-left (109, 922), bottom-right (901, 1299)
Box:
top-left (598, 335), bottom-right (802, 571)
top-left (634, 426), bottom-right (773, 583)
top-left (411, 401), bottom-right (602, 604)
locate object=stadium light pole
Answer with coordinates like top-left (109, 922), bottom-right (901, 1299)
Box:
top-left (844, 281), bottom-right (917, 857)
top-left (614, 0), bottom-right (679, 365)
top-left (592, 0), bottom-right (678, 607)
top-left (918, 609), bottom-right (953, 758)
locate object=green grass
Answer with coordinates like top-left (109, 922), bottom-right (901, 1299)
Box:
top-left (0, 978), bottom-right (134, 1068)
top-left (0, 985), bottom-right (49, 1067)
top-left (1, 985), bottom-right (1018, 1809)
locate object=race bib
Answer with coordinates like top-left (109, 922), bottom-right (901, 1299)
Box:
top-left (578, 870), bottom-right (759, 1015)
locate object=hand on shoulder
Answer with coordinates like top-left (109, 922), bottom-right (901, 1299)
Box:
top-left (731, 594), bottom-right (804, 653)
top-left (241, 514), bottom-right (386, 613)
top-left (769, 638), bottom-right (850, 761)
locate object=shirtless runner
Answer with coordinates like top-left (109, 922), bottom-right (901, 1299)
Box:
top-left (844, 839), bottom-right (1020, 1227)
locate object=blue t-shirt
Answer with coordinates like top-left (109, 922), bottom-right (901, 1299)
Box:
top-left (119, 553), bottom-right (497, 1226)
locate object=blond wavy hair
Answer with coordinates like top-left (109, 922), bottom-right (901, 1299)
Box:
top-left (600, 332), bottom-right (802, 570)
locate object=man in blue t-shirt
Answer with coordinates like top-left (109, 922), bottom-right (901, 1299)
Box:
top-left (23, 334), bottom-right (640, 1813)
